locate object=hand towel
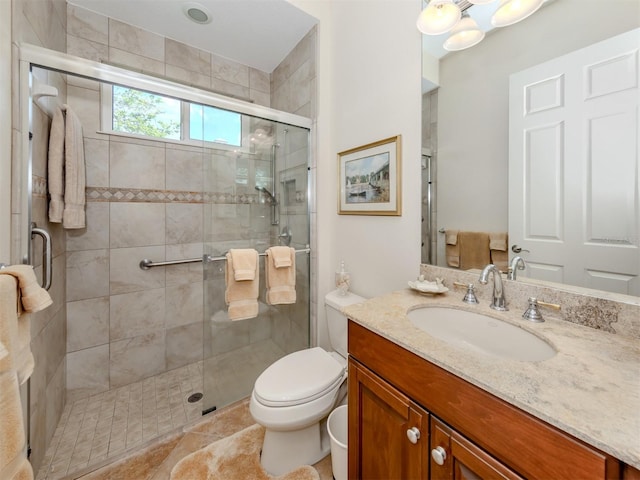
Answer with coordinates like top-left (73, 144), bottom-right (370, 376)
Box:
top-left (225, 250), bottom-right (259, 321)
top-left (47, 106), bottom-right (65, 223)
top-left (458, 231), bottom-right (491, 271)
top-left (489, 232), bottom-right (509, 273)
top-left (61, 104), bottom-right (86, 229)
top-left (0, 276), bottom-right (36, 480)
top-left (445, 229), bottom-right (460, 268)
top-left (0, 370), bottom-right (33, 480)
top-left (269, 246), bottom-right (292, 268)
top-left (489, 232), bottom-right (508, 251)
top-left (265, 247), bottom-right (296, 305)
top-left (0, 265), bottom-right (53, 314)
top-left (0, 275), bottom-right (38, 385)
top-left (229, 249), bottom-right (258, 281)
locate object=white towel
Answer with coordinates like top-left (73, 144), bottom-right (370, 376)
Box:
top-left (47, 106), bottom-right (65, 223)
top-left (47, 104), bottom-right (86, 228)
top-left (62, 105), bottom-right (86, 229)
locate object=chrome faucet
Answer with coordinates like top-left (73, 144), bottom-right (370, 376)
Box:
top-left (507, 256), bottom-right (526, 280)
top-left (479, 264), bottom-right (508, 311)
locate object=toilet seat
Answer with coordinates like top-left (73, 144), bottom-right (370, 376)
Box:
top-left (254, 347), bottom-right (345, 407)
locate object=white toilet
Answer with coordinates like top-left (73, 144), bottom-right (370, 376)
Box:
top-left (249, 289), bottom-right (365, 476)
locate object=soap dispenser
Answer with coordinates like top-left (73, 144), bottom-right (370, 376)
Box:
top-left (335, 260), bottom-right (351, 295)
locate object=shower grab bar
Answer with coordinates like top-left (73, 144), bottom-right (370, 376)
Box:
top-left (139, 247), bottom-right (311, 270)
top-left (31, 223), bottom-right (52, 291)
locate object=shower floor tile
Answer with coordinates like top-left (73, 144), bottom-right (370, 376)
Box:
top-left (37, 362), bottom-right (204, 480)
top-left (37, 339), bottom-right (290, 480)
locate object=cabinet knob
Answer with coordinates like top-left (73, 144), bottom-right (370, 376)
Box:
top-left (431, 446), bottom-right (447, 466)
top-left (406, 427), bottom-right (421, 444)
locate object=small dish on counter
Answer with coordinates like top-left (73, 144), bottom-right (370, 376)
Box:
top-left (408, 280), bottom-right (449, 295)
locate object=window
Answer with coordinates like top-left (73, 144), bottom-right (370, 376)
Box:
top-left (189, 104), bottom-right (242, 147)
top-left (103, 85), bottom-right (244, 148)
top-left (112, 86), bottom-right (181, 140)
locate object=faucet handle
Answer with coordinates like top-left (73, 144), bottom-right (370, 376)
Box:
top-left (522, 297), bottom-right (544, 322)
top-left (453, 282), bottom-right (479, 304)
top-left (522, 297), bottom-right (561, 322)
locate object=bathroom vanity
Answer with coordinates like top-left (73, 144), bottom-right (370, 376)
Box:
top-left (345, 289), bottom-right (640, 480)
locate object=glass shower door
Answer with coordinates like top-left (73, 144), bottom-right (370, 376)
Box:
top-left (202, 116), bottom-right (310, 414)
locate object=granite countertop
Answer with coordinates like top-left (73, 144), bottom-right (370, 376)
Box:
top-left (343, 288), bottom-right (640, 469)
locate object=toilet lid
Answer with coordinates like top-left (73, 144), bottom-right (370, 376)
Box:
top-left (254, 347), bottom-right (345, 407)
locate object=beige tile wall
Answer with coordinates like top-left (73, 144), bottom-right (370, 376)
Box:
top-left (11, 1), bottom-right (316, 476)
top-left (12, 0), bottom-right (68, 474)
top-left (64, 5), bottom-right (316, 403)
top-left (67, 5), bottom-right (271, 106)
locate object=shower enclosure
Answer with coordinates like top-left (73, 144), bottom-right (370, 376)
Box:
top-left (202, 120), bottom-right (311, 414)
top-left (19, 45), bottom-right (311, 478)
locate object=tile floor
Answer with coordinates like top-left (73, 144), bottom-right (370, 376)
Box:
top-left (37, 363), bottom-right (204, 480)
top-left (72, 399), bottom-right (333, 480)
top-left (37, 338), bottom-right (289, 480)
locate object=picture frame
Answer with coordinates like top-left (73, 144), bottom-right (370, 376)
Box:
top-left (337, 135), bottom-right (402, 216)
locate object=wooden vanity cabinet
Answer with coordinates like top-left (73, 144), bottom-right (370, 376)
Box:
top-left (348, 320), bottom-right (622, 480)
top-left (348, 358), bottom-right (429, 479)
top-left (430, 417), bottom-right (524, 480)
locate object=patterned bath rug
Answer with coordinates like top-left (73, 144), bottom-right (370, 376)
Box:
top-left (170, 423), bottom-right (320, 480)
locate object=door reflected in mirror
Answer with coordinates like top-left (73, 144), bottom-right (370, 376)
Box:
top-left (421, 0), bottom-right (640, 297)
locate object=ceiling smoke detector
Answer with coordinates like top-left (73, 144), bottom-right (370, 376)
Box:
top-left (183, 2), bottom-right (212, 24)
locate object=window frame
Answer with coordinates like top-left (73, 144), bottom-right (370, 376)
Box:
top-left (100, 83), bottom-right (252, 153)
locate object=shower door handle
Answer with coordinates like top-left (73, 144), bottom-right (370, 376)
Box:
top-left (31, 222), bottom-right (52, 290)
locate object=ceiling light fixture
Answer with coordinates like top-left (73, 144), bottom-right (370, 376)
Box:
top-left (443, 13), bottom-right (485, 51)
top-left (417, 0), bottom-right (462, 35)
top-left (183, 2), bottom-right (212, 25)
top-left (491, 0), bottom-right (544, 27)
top-left (418, 0), bottom-right (544, 51)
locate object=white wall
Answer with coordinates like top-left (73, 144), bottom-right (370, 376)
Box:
top-left (437, 0), bottom-right (640, 265)
top-left (0, 0), bottom-right (11, 263)
top-left (289, 0), bottom-right (422, 346)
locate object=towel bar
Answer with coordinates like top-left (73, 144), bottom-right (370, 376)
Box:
top-left (139, 247), bottom-right (311, 270)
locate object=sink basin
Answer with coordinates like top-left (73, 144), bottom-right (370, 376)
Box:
top-left (407, 307), bottom-right (556, 362)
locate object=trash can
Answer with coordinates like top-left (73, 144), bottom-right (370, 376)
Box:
top-left (327, 405), bottom-right (348, 480)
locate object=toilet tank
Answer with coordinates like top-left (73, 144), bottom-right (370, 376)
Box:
top-left (325, 289), bottom-right (366, 358)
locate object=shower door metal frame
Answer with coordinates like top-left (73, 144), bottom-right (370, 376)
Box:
top-left (17, 43), bottom-right (313, 265)
top-left (17, 42), bottom-right (315, 429)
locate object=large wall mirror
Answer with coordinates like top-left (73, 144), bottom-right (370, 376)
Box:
top-left (421, 0), bottom-right (640, 297)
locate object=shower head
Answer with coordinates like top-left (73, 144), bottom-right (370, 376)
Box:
top-left (255, 186), bottom-right (278, 205)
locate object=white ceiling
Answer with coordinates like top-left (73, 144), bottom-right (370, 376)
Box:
top-left (67, 0), bottom-right (318, 73)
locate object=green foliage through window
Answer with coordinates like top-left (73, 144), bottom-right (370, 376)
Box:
top-left (110, 86), bottom-right (243, 147)
top-left (112, 86), bottom-right (181, 140)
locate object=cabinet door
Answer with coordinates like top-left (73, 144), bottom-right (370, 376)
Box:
top-left (430, 417), bottom-right (524, 480)
top-left (348, 358), bottom-right (429, 480)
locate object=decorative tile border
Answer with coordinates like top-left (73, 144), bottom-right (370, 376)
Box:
top-left (85, 187), bottom-right (274, 205)
top-left (34, 182), bottom-right (304, 206)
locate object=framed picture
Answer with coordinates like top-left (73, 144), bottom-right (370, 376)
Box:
top-left (338, 135), bottom-right (402, 216)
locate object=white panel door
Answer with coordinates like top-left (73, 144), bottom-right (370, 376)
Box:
top-left (509, 29), bottom-right (640, 296)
